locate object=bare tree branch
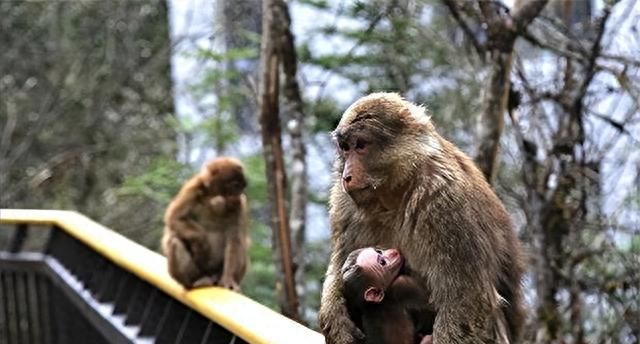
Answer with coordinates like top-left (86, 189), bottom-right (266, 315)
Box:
top-left (276, 0), bottom-right (309, 320)
top-left (258, 0), bottom-right (301, 322)
top-left (573, 3), bottom-right (613, 115)
top-left (512, 0), bottom-right (552, 32)
top-left (460, 0), bottom-right (549, 184)
top-left (441, 0), bottom-right (485, 56)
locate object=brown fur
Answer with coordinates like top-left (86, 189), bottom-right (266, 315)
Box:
top-left (318, 93), bottom-right (525, 344)
top-left (161, 157), bottom-right (249, 290)
top-left (342, 248), bottom-right (435, 344)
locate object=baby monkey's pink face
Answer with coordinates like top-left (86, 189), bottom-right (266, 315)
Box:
top-left (356, 247), bottom-right (404, 292)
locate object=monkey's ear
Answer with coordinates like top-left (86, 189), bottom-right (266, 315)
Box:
top-left (364, 287), bottom-right (384, 303)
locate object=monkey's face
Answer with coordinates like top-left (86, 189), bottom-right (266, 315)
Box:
top-left (334, 129), bottom-right (377, 204)
top-left (201, 157), bottom-right (247, 200)
top-left (355, 247), bottom-right (404, 303)
top-left (333, 98), bottom-right (417, 205)
top-left (334, 93), bottom-right (439, 206)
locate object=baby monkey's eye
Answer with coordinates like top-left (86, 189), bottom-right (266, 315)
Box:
top-left (374, 248), bottom-right (383, 254)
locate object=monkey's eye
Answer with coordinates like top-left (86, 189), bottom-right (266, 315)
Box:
top-left (338, 141), bottom-right (349, 151)
top-left (377, 255), bottom-right (386, 266)
top-left (354, 139), bottom-right (367, 150)
top-left (374, 248), bottom-right (383, 254)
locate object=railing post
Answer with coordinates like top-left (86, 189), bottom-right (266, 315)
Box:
top-left (8, 224), bottom-right (28, 253)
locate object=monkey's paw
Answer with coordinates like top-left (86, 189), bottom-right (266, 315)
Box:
top-left (419, 334), bottom-right (433, 344)
top-left (320, 312), bottom-right (365, 344)
top-left (209, 196), bottom-right (226, 214)
top-left (192, 276), bottom-right (216, 288)
top-left (217, 276), bottom-right (241, 291)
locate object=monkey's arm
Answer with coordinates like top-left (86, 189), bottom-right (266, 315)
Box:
top-left (164, 177), bottom-right (208, 240)
top-left (428, 265), bottom-right (497, 344)
top-left (318, 245), bottom-right (365, 344)
top-left (426, 213), bottom-right (500, 344)
top-left (162, 179), bottom-right (210, 286)
top-left (218, 196), bottom-right (248, 291)
top-left (218, 235), bottom-right (245, 290)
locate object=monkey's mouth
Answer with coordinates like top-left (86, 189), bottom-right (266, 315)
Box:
top-left (388, 263), bottom-right (405, 287)
top-left (347, 185), bottom-right (371, 194)
top-left (385, 251), bottom-right (405, 278)
top-left (347, 186), bottom-right (376, 204)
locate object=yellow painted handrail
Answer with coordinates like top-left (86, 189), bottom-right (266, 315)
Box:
top-left (0, 209), bottom-right (325, 344)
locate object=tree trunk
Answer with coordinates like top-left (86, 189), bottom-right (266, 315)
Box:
top-left (214, 0), bottom-right (261, 134)
top-left (258, 0), bottom-right (301, 322)
top-left (276, 0), bottom-right (308, 319)
top-left (470, 0), bottom-right (549, 184)
top-left (475, 51), bottom-right (512, 184)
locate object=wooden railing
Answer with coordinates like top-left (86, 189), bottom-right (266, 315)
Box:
top-left (0, 209), bottom-right (324, 344)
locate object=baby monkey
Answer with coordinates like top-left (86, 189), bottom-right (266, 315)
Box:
top-left (341, 247), bottom-right (435, 344)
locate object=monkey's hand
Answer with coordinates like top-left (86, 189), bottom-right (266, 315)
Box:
top-left (419, 335), bottom-right (433, 344)
top-left (192, 276), bottom-right (217, 288)
top-left (217, 275), bottom-right (241, 292)
top-left (318, 302), bottom-right (364, 344)
top-left (209, 195), bottom-right (226, 214)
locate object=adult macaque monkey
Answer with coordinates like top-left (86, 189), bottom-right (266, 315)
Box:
top-left (162, 157), bottom-right (249, 290)
top-left (341, 247), bottom-right (435, 344)
top-left (319, 93), bottom-right (525, 344)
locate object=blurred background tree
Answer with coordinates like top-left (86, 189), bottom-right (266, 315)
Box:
top-left (0, 0), bottom-right (178, 248)
top-left (1, 0), bottom-right (638, 341)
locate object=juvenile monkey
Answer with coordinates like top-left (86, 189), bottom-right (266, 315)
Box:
top-left (341, 247), bottom-right (435, 344)
top-left (162, 157), bottom-right (249, 290)
top-left (319, 93), bottom-right (525, 344)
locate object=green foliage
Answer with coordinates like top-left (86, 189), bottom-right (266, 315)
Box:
top-left (307, 98), bottom-right (342, 133)
top-left (296, 0), bottom-right (330, 10)
top-left (194, 47), bottom-right (258, 62)
top-left (300, 240), bottom-right (332, 328)
top-left (0, 0), bottom-right (177, 237)
top-left (297, 0), bottom-right (483, 144)
top-left (243, 222), bottom-right (278, 310)
top-left (242, 154), bottom-right (268, 203)
top-left (237, 153), bottom-right (278, 308)
top-left (631, 235), bottom-right (640, 253)
top-left (187, 46), bottom-right (258, 94)
top-left (185, 45), bottom-right (257, 153)
top-left (204, 116), bottom-right (241, 149)
top-left (118, 158), bottom-right (193, 204)
top-left (197, 69), bottom-right (243, 91)
top-left (624, 190), bottom-right (640, 209)
top-left (299, 1), bottom-right (428, 93)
